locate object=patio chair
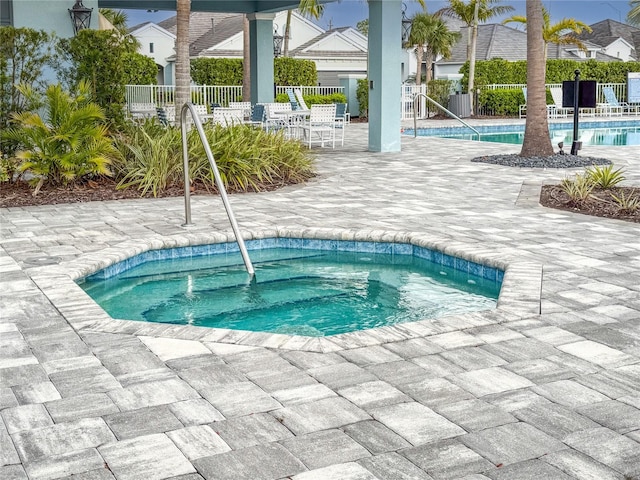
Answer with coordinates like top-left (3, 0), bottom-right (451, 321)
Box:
top-left (598, 86), bottom-right (637, 116)
top-left (520, 87), bottom-right (556, 119)
top-left (229, 101), bottom-right (252, 120)
top-left (245, 103), bottom-right (266, 128)
top-left (334, 102), bottom-right (347, 146)
top-left (264, 102), bottom-right (295, 136)
top-left (549, 87), bottom-right (572, 118)
top-left (300, 103), bottom-right (337, 148)
top-left (294, 89), bottom-right (309, 111)
top-left (156, 106), bottom-right (175, 126)
top-left (211, 108), bottom-right (244, 126)
top-left (286, 89), bottom-right (302, 111)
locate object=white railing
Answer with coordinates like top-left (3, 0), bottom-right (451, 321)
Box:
top-left (274, 85), bottom-right (344, 96)
top-left (126, 85), bottom-right (243, 108)
top-left (126, 85), bottom-right (344, 111)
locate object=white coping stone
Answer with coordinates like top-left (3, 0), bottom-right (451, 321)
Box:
top-left (139, 336), bottom-right (212, 361)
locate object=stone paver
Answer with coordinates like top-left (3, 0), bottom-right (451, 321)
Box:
top-left (2, 123), bottom-right (640, 478)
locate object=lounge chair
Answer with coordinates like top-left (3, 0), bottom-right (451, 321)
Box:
top-left (334, 103), bottom-right (347, 146)
top-left (519, 87), bottom-right (556, 119)
top-left (597, 86), bottom-right (637, 116)
top-left (294, 89), bottom-right (310, 111)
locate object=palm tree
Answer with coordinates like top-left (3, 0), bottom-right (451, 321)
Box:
top-left (423, 18), bottom-right (460, 84)
top-left (407, 13), bottom-right (459, 85)
top-left (174, 0), bottom-right (191, 113)
top-left (521, 0), bottom-right (553, 157)
top-left (283, 0), bottom-right (325, 57)
top-left (628, 0), bottom-right (640, 26)
top-left (436, 0), bottom-right (513, 109)
top-left (99, 8), bottom-right (139, 52)
top-left (502, 7), bottom-right (592, 60)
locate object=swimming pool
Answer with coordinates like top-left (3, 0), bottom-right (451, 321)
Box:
top-left (408, 121), bottom-right (640, 146)
top-left (78, 239), bottom-right (502, 337)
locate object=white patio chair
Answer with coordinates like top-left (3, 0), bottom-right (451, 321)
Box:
top-left (549, 87), bottom-right (571, 118)
top-left (229, 102), bottom-right (252, 120)
top-left (300, 104), bottom-right (337, 148)
top-left (294, 89), bottom-right (309, 111)
top-left (264, 102), bottom-right (295, 136)
top-left (210, 108), bottom-right (244, 126)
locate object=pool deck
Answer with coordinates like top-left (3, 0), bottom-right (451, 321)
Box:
top-left (2, 122), bottom-right (640, 479)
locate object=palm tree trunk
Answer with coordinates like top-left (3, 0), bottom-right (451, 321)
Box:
top-left (521, 0), bottom-right (553, 157)
top-left (283, 10), bottom-right (292, 57)
top-left (424, 49), bottom-right (434, 84)
top-left (415, 46), bottom-right (424, 86)
top-left (175, 0), bottom-right (191, 112)
top-left (467, 0), bottom-right (480, 113)
top-left (242, 15), bottom-right (250, 102)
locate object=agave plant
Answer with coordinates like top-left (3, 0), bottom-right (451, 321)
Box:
top-left (3, 80), bottom-right (117, 195)
top-left (585, 164), bottom-right (625, 190)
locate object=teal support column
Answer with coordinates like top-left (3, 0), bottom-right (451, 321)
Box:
top-left (368, 0), bottom-right (402, 152)
top-left (338, 74), bottom-right (366, 117)
top-left (248, 13), bottom-right (275, 105)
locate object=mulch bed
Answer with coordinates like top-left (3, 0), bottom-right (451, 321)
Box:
top-left (539, 185), bottom-right (640, 223)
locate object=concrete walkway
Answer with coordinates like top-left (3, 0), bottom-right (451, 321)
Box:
top-left (1, 124), bottom-right (639, 480)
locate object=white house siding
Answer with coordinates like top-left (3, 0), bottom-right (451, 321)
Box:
top-left (131, 24), bottom-right (176, 85)
top-left (604, 38), bottom-right (635, 61)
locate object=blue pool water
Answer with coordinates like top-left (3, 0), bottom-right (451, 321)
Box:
top-left (79, 240), bottom-right (502, 337)
top-left (408, 122), bottom-right (640, 146)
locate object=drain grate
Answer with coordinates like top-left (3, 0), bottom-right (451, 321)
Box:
top-left (23, 256), bottom-right (62, 266)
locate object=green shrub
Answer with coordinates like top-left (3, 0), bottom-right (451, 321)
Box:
top-left (122, 52), bottom-right (158, 85)
top-left (0, 26), bottom-right (57, 151)
top-left (479, 89), bottom-right (524, 116)
top-left (58, 29), bottom-right (130, 127)
top-left (114, 121), bottom-right (314, 196)
top-left (274, 57), bottom-right (317, 86)
top-left (356, 78), bottom-right (368, 118)
top-left (191, 58), bottom-right (243, 86)
top-left (275, 92), bottom-right (347, 106)
top-left (3, 80), bottom-right (117, 194)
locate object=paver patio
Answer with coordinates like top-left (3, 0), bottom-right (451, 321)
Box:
top-left (1, 121), bottom-right (639, 479)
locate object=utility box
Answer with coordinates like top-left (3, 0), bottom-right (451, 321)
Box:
top-left (449, 93), bottom-right (471, 118)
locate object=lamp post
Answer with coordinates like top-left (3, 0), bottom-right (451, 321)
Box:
top-left (273, 23), bottom-right (284, 57)
top-left (69, 0), bottom-right (92, 34)
top-left (401, 3), bottom-right (412, 45)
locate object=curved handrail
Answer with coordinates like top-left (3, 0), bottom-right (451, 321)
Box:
top-left (180, 102), bottom-right (255, 278)
top-left (412, 93), bottom-right (481, 141)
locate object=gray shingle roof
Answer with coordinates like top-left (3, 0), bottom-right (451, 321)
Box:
top-left (574, 19), bottom-right (640, 60)
top-left (158, 12), bottom-right (243, 56)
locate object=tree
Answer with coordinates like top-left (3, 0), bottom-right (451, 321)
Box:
top-left (99, 8), bottom-right (139, 52)
top-left (502, 7), bottom-right (591, 60)
top-left (628, 0), bottom-right (640, 26)
top-left (520, 0), bottom-right (553, 157)
top-left (356, 19), bottom-right (369, 36)
top-left (406, 13), bottom-right (431, 86)
top-left (436, 0), bottom-right (513, 109)
top-left (175, 0), bottom-right (191, 114)
top-left (423, 17), bottom-right (460, 84)
top-left (283, 0), bottom-right (325, 57)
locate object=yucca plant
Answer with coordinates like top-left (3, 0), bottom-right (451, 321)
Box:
top-left (610, 190), bottom-right (640, 213)
top-left (585, 164), bottom-right (625, 189)
top-left (560, 173), bottom-right (594, 204)
top-left (2, 80), bottom-right (117, 195)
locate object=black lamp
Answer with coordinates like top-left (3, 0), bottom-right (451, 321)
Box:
top-left (273, 23), bottom-right (283, 57)
top-left (401, 3), bottom-right (412, 45)
top-left (69, 0), bottom-right (93, 35)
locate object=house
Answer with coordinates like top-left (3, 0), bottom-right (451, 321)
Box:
top-left (574, 19), bottom-right (640, 61)
top-left (433, 23), bottom-right (621, 87)
top-left (131, 10), bottom-right (368, 87)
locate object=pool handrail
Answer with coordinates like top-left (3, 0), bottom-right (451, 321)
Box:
top-left (412, 93), bottom-right (481, 141)
top-left (180, 102), bottom-right (255, 278)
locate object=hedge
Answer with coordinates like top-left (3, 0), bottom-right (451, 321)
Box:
top-left (190, 57), bottom-right (317, 86)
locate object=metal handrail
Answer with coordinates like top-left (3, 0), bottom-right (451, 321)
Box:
top-left (412, 93), bottom-right (481, 141)
top-left (180, 102), bottom-right (255, 278)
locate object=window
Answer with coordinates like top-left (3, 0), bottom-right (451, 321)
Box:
top-left (149, 42), bottom-right (154, 53)
top-left (0, 0), bottom-right (13, 26)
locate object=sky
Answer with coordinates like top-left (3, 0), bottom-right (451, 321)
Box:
top-left (125, 0), bottom-right (634, 30)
